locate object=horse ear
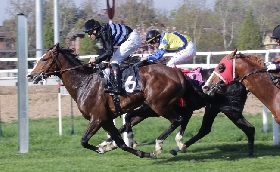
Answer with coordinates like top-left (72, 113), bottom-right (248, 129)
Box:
top-left (53, 43), bottom-right (59, 51)
top-left (228, 49), bottom-right (237, 60)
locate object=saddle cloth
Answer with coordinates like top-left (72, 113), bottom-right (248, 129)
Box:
top-left (121, 66), bottom-right (142, 93)
top-left (99, 66), bottom-right (142, 94)
top-left (178, 67), bottom-right (204, 86)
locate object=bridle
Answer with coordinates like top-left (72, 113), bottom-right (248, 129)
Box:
top-left (42, 49), bottom-right (86, 77)
top-left (211, 55), bottom-right (280, 91)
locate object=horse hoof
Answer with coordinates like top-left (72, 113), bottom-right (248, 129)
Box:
top-left (180, 145), bottom-right (186, 153)
top-left (156, 149), bottom-right (162, 156)
top-left (104, 144), bottom-right (117, 152)
top-left (150, 152), bottom-right (157, 159)
top-left (169, 149), bottom-right (177, 156)
top-left (97, 146), bottom-right (105, 154)
top-left (133, 141), bottom-right (137, 149)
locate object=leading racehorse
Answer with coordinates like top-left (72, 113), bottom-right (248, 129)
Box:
top-left (28, 43), bottom-right (192, 158)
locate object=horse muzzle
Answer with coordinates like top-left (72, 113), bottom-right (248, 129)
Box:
top-left (27, 73), bottom-right (45, 84)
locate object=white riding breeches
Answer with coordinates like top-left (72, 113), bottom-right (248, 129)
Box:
top-left (166, 41), bottom-right (197, 67)
top-left (110, 30), bottom-right (142, 65)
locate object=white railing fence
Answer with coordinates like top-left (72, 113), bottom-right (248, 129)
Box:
top-left (1, 49), bottom-right (280, 144)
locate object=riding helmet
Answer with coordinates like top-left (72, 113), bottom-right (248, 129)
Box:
top-left (84, 19), bottom-right (101, 33)
top-left (146, 30), bottom-right (161, 44)
top-left (271, 25), bottom-right (280, 39)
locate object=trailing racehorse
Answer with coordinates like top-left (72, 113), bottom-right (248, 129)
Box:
top-left (203, 49), bottom-right (280, 124)
top-left (28, 43), bottom-right (193, 158)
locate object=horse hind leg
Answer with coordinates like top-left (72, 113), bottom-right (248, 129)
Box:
top-left (155, 115), bottom-right (183, 156)
top-left (170, 106), bottom-right (219, 156)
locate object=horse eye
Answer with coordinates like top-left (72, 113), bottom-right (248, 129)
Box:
top-left (42, 58), bottom-right (47, 61)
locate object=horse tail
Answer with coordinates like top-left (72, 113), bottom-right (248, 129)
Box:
top-left (181, 73), bottom-right (209, 107)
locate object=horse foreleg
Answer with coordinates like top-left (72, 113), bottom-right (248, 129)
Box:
top-left (100, 103), bottom-right (158, 150)
top-left (226, 114), bottom-right (255, 156)
top-left (80, 119), bottom-right (103, 154)
top-left (102, 120), bottom-right (156, 159)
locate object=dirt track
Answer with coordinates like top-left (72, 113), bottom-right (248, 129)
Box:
top-left (0, 85), bottom-right (263, 123)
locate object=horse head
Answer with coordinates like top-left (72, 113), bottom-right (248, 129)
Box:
top-left (28, 43), bottom-right (85, 84)
top-left (202, 49), bottom-right (267, 95)
top-left (202, 49), bottom-right (237, 95)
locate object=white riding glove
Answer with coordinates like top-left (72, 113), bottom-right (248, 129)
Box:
top-left (265, 62), bottom-right (272, 66)
top-left (267, 63), bottom-right (277, 71)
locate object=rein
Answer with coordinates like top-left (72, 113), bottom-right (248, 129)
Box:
top-left (44, 64), bottom-right (86, 76)
top-left (267, 71), bottom-right (280, 89)
top-left (233, 68), bottom-right (280, 88)
top-left (42, 49), bottom-right (88, 76)
top-left (234, 68), bottom-right (267, 83)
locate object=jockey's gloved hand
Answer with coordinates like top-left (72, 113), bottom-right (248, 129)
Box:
top-left (265, 62), bottom-right (272, 66)
top-left (88, 57), bottom-right (96, 67)
top-left (99, 62), bottom-right (107, 70)
top-left (267, 63), bottom-right (277, 71)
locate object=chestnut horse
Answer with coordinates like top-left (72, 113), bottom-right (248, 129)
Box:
top-left (102, 68), bottom-right (255, 156)
top-left (28, 43), bottom-right (192, 158)
top-left (203, 49), bottom-right (280, 124)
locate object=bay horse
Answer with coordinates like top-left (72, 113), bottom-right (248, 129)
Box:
top-left (102, 68), bottom-right (255, 156)
top-left (28, 43), bottom-right (193, 158)
top-left (203, 49), bottom-right (280, 124)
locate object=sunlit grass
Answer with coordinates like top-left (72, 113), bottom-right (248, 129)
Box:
top-left (0, 113), bottom-right (279, 172)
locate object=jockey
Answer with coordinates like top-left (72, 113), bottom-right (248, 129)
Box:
top-left (84, 19), bottom-right (142, 94)
top-left (140, 30), bottom-right (196, 67)
top-left (267, 25), bottom-right (280, 71)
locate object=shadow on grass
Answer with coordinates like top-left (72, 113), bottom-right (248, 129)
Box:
top-left (152, 142), bottom-right (280, 163)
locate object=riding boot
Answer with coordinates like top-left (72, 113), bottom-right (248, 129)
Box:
top-left (105, 64), bottom-right (121, 94)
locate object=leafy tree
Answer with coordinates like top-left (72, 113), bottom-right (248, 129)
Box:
top-left (171, 0), bottom-right (208, 48)
top-left (212, 0), bottom-right (247, 51)
top-left (78, 35), bottom-right (98, 55)
top-left (236, 9), bottom-right (263, 50)
top-left (79, 0), bottom-right (102, 20)
top-left (197, 30), bottom-right (224, 52)
top-left (114, 0), bottom-right (156, 27)
top-left (44, 19), bottom-right (54, 49)
top-left (75, 18), bottom-right (86, 30)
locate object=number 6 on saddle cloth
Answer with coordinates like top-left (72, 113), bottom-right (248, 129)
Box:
top-left (98, 64), bottom-right (142, 94)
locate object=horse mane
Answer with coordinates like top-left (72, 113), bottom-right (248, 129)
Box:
top-left (238, 53), bottom-right (265, 68)
top-left (57, 47), bottom-right (95, 73)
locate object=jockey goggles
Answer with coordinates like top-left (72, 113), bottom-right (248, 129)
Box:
top-left (146, 34), bottom-right (161, 44)
top-left (86, 30), bottom-right (97, 36)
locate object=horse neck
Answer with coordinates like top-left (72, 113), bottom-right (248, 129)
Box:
top-left (235, 58), bottom-right (277, 112)
top-left (58, 62), bottom-right (99, 101)
top-left (201, 68), bottom-right (214, 82)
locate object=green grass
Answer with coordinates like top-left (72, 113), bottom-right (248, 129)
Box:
top-left (0, 113), bottom-right (279, 172)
